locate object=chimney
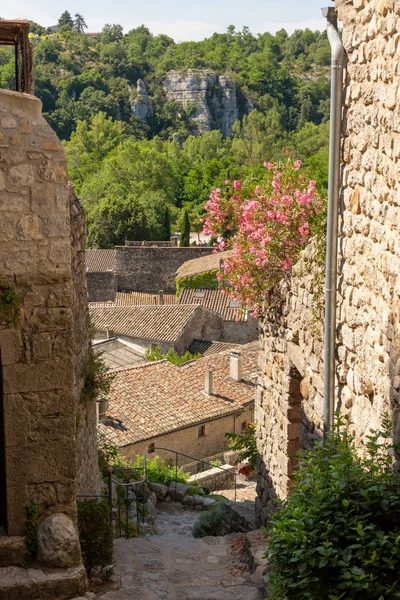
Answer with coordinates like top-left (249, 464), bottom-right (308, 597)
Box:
top-left (159, 290), bottom-right (164, 305)
top-left (205, 370), bottom-right (213, 395)
top-left (230, 352), bottom-right (242, 382)
top-left (153, 295), bottom-right (157, 305)
top-left (105, 323), bottom-right (110, 339)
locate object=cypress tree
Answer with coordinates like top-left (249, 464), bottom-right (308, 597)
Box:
top-left (162, 206), bottom-right (171, 241)
top-left (180, 209), bottom-right (190, 247)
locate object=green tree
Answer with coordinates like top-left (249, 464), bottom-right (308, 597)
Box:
top-left (57, 11), bottom-right (73, 29)
top-left (161, 205), bottom-right (171, 241)
top-left (73, 14), bottom-right (88, 34)
top-left (179, 208), bottom-right (190, 247)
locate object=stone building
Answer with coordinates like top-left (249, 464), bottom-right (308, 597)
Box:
top-left (99, 343), bottom-right (258, 466)
top-left (86, 245), bottom-right (213, 301)
top-left (89, 304), bottom-right (224, 355)
top-left (0, 87), bottom-right (97, 596)
top-left (255, 0), bottom-right (400, 524)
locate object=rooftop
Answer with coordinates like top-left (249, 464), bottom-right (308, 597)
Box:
top-left (178, 288), bottom-right (246, 321)
top-left (93, 338), bottom-right (145, 369)
top-left (99, 342), bottom-right (259, 447)
top-left (188, 339), bottom-right (239, 356)
top-left (85, 249), bottom-right (116, 272)
top-left (176, 250), bottom-right (233, 278)
top-left (90, 304), bottom-right (204, 342)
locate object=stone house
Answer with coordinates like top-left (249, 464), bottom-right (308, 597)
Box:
top-left (178, 288), bottom-right (259, 344)
top-left (89, 304), bottom-right (224, 355)
top-left (85, 245), bottom-right (213, 301)
top-left (99, 343), bottom-right (259, 467)
top-left (255, 0), bottom-right (400, 524)
top-left (0, 84), bottom-right (98, 597)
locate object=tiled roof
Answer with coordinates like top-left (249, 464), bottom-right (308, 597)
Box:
top-left (114, 292), bottom-right (177, 306)
top-left (176, 250), bottom-right (233, 278)
top-left (178, 288), bottom-right (246, 321)
top-left (93, 338), bottom-right (145, 369)
top-left (99, 342), bottom-right (259, 447)
top-left (89, 304), bottom-right (201, 342)
top-left (86, 249), bottom-right (116, 272)
top-left (188, 339), bottom-right (239, 356)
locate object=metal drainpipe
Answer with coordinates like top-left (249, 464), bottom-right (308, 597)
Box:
top-left (322, 7), bottom-right (344, 439)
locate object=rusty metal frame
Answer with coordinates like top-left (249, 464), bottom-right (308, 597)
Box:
top-left (0, 20), bottom-right (33, 94)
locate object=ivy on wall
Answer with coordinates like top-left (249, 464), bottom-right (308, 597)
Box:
top-left (0, 286), bottom-right (21, 326)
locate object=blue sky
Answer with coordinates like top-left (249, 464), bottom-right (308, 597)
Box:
top-left (0, 0), bottom-right (328, 41)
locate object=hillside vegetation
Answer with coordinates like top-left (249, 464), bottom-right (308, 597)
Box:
top-left (0, 13), bottom-right (331, 247)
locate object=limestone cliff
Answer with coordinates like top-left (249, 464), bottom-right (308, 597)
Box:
top-left (132, 79), bottom-right (153, 120)
top-left (162, 70), bottom-right (240, 136)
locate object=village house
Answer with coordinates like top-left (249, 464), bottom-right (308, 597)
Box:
top-left (98, 342), bottom-right (258, 467)
top-left (93, 337), bottom-right (146, 369)
top-left (89, 303), bottom-right (224, 354)
top-left (178, 287), bottom-right (259, 344)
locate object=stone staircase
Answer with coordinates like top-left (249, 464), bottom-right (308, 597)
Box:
top-left (91, 501), bottom-right (266, 600)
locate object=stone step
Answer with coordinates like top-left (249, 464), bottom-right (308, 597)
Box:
top-left (0, 564), bottom-right (87, 600)
top-left (0, 535), bottom-right (26, 567)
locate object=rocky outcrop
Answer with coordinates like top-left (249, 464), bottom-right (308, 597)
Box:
top-left (162, 70), bottom-right (241, 136)
top-left (132, 79), bottom-right (153, 121)
top-left (37, 514), bottom-right (81, 569)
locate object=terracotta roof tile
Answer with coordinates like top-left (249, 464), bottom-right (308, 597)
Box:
top-left (99, 342), bottom-right (259, 447)
top-left (90, 304), bottom-right (201, 342)
top-left (114, 292), bottom-right (177, 306)
top-left (176, 250), bottom-right (233, 278)
top-left (86, 249), bottom-right (116, 272)
top-left (188, 339), bottom-right (239, 356)
top-left (179, 288), bottom-right (246, 321)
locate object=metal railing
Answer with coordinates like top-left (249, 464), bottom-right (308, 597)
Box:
top-left (143, 447), bottom-right (238, 502)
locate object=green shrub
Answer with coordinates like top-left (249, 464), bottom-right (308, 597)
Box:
top-left (145, 346), bottom-right (202, 365)
top-left (225, 422), bottom-right (257, 470)
top-left (193, 504), bottom-right (225, 538)
top-left (266, 415), bottom-right (400, 600)
top-left (186, 485), bottom-right (205, 496)
top-left (134, 454), bottom-right (190, 486)
top-left (77, 499), bottom-right (114, 578)
top-left (21, 501), bottom-right (40, 567)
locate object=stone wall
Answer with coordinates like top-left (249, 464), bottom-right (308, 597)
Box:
top-left (115, 246), bottom-right (214, 293)
top-left (222, 318), bottom-right (259, 345)
top-left (70, 190), bottom-right (99, 496)
top-left (175, 308), bottom-right (223, 355)
top-left (255, 0), bottom-right (400, 524)
top-left (121, 405), bottom-right (254, 467)
top-left (86, 271), bottom-right (116, 302)
top-left (0, 89), bottom-right (96, 548)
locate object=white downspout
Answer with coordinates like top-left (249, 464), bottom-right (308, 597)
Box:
top-left (322, 7), bottom-right (344, 439)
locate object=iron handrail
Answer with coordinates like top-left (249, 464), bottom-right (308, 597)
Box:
top-left (143, 446), bottom-right (237, 502)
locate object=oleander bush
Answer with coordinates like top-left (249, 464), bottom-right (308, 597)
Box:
top-left (266, 415), bottom-right (400, 600)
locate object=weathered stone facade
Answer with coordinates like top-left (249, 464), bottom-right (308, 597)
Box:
top-left (256, 0), bottom-right (400, 524)
top-left (0, 88), bottom-right (97, 595)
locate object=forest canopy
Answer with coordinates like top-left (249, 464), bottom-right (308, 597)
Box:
top-left (0, 16), bottom-right (331, 247)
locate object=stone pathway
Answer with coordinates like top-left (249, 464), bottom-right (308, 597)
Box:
top-left (213, 475), bottom-right (257, 503)
top-left (94, 501), bottom-right (265, 600)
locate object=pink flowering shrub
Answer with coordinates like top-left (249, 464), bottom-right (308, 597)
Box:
top-left (203, 159), bottom-right (324, 316)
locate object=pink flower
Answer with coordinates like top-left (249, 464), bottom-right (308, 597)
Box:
top-left (233, 180), bottom-right (241, 190)
top-left (294, 159), bottom-right (302, 170)
top-left (264, 162), bottom-right (274, 169)
top-left (298, 223), bottom-right (309, 237)
top-left (225, 179), bottom-right (230, 185)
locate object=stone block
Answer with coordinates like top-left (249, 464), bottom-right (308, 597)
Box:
top-left (37, 514), bottom-right (81, 569)
top-left (168, 482), bottom-right (189, 500)
top-left (8, 165), bottom-right (35, 186)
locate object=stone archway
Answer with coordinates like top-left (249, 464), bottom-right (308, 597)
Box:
top-left (0, 354), bottom-right (7, 530)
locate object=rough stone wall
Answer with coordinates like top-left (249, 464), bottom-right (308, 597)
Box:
top-left (70, 190), bottom-right (99, 496)
top-left (175, 308), bottom-right (224, 354)
top-left (115, 246), bottom-right (213, 293)
top-left (221, 318), bottom-right (259, 345)
top-left (256, 0), bottom-right (400, 524)
top-left (0, 90), bottom-right (79, 536)
top-left (86, 271), bottom-right (116, 302)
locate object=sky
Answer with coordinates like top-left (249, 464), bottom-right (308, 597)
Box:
top-left (0, 0), bottom-right (329, 41)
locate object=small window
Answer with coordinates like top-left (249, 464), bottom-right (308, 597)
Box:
top-left (228, 299), bottom-right (241, 308)
top-left (194, 290), bottom-right (206, 299)
top-left (198, 425), bottom-right (206, 438)
top-left (148, 443), bottom-right (155, 454)
top-left (241, 421), bottom-right (247, 433)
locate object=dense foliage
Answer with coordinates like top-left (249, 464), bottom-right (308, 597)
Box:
top-left (0, 16), bottom-right (330, 247)
top-left (204, 160), bottom-right (324, 314)
top-left (225, 422), bottom-right (258, 471)
top-left (77, 499), bottom-right (114, 578)
top-left (145, 346), bottom-right (202, 365)
top-left (266, 415), bottom-right (400, 599)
